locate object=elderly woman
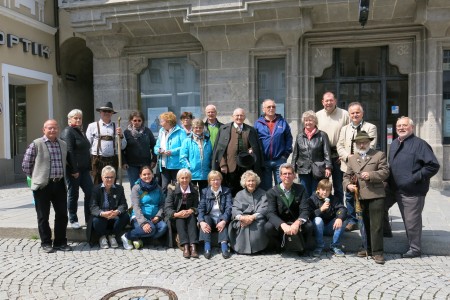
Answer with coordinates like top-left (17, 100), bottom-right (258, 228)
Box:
top-left (180, 111), bottom-right (194, 135)
top-left (228, 170), bottom-right (269, 254)
top-left (180, 118), bottom-right (213, 192)
top-left (121, 166), bottom-right (167, 250)
top-left (198, 171), bottom-right (233, 259)
top-left (60, 109), bottom-right (93, 229)
top-left (122, 111), bottom-right (157, 189)
top-left (89, 166), bottom-right (129, 249)
top-left (164, 169), bottom-right (200, 258)
top-left (292, 110), bottom-right (332, 196)
top-left (154, 112), bottom-right (187, 195)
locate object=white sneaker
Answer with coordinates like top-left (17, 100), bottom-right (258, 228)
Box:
top-left (99, 236), bottom-right (109, 249)
top-left (108, 235), bottom-right (119, 248)
top-left (133, 239), bottom-right (143, 249)
top-left (121, 234), bottom-right (133, 250)
top-left (70, 222), bottom-right (81, 229)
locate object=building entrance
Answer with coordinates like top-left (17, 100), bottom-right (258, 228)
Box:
top-left (9, 85), bottom-right (27, 179)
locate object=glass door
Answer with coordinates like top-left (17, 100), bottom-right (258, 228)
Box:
top-left (9, 85), bottom-right (27, 176)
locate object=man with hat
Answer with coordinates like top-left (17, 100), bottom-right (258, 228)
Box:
top-left (212, 108), bottom-right (264, 196)
top-left (343, 130), bottom-right (389, 264)
top-left (86, 102), bottom-right (127, 184)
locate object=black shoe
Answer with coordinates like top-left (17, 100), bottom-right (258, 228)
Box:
top-left (41, 245), bottom-right (56, 253)
top-left (54, 244), bottom-right (73, 251)
top-left (401, 250), bottom-right (421, 258)
top-left (204, 250), bottom-right (212, 259)
top-left (383, 231), bottom-right (393, 238)
top-left (222, 250), bottom-right (231, 259)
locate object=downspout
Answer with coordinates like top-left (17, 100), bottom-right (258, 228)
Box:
top-left (54, 0), bottom-right (61, 75)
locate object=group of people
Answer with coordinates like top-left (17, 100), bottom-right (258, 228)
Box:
top-left (22, 93), bottom-right (440, 264)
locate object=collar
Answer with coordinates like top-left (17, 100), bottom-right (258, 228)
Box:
top-left (101, 183), bottom-right (116, 188)
top-left (233, 122), bottom-right (243, 130)
top-left (180, 185), bottom-right (191, 194)
top-left (398, 132), bottom-right (414, 142)
top-left (280, 182), bottom-right (293, 192)
top-left (42, 136), bottom-right (58, 143)
top-left (211, 186), bottom-right (222, 196)
top-left (264, 115), bottom-right (277, 122)
top-left (351, 120), bottom-right (364, 129)
top-left (99, 119), bottom-right (113, 127)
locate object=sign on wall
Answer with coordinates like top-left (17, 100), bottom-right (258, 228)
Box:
top-left (0, 30), bottom-right (50, 59)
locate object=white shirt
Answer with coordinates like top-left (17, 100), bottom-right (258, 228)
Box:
top-left (86, 119), bottom-right (127, 157)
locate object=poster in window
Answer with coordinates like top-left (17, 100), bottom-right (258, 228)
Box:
top-left (148, 107), bottom-right (168, 136)
top-left (180, 106), bottom-right (202, 120)
top-left (444, 99), bottom-right (450, 138)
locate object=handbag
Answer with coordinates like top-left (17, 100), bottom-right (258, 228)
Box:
top-left (311, 161), bottom-right (326, 180)
top-left (281, 232), bottom-right (305, 252)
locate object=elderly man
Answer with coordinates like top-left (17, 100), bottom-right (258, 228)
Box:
top-left (343, 131), bottom-right (389, 264)
top-left (86, 102), bottom-right (127, 184)
top-left (389, 117), bottom-right (440, 258)
top-left (204, 104), bottom-right (223, 148)
top-left (22, 120), bottom-right (72, 253)
top-left (212, 108), bottom-right (264, 196)
top-left (255, 99), bottom-right (293, 190)
top-left (337, 102), bottom-right (377, 232)
top-left (316, 92), bottom-right (349, 203)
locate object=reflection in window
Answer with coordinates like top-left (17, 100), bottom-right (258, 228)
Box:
top-left (443, 50), bottom-right (450, 143)
top-left (257, 58), bottom-right (286, 116)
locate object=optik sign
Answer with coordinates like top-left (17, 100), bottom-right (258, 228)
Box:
top-left (0, 30), bottom-right (50, 59)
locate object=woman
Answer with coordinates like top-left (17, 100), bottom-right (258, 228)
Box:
top-left (60, 109), bottom-right (93, 229)
top-left (198, 171), bottom-right (233, 259)
top-left (121, 166), bottom-right (167, 250)
top-left (228, 170), bottom-right (269, 254)
top-left (180, 119), bottom-right (213, 192)
top-left (164, 169), bottom-right (200, 258)
top-left (180, 111), bottom-right (193, 135)
top-left (292, 110), bottom-right (332, 196)
top-left (154, 112), bottom-right (187, 195)
top-left (89, 166), bottom-right (129, 249)
top-left (122, 111), bottom-right (157, 189)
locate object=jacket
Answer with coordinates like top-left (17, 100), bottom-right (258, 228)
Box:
top-left (198, 186), bottom-right (233, 223)
top-left (180, 135), bottom-right (213, 180)
top-left (292, 129), bottom-right (332, 175)
top-left (130, 180), bottom-right (164, 226)
top-left (154, 124), bottom-right (187, 171)
top-left (388, 134), bottom-right (440, 196)
top-left (164, 183), bottom-right (199, 220)
top-left (122, 127), bottom-right (156, 167)
top-left (254, 114), bottom-right (293, 161)
top-left (90, 184), bottom-right (128, 217)
top-left (306, 193), bottom-right (347, 223)
top-left (60, 126), bottom-right (91, 174)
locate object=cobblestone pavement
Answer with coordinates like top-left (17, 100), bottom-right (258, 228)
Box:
top-left (1, 238), bottom-right (449, 300)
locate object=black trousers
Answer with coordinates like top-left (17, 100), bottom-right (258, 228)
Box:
top-left (33, 180), bottom-right (68, 247)
top-left (265, 220), bottom-right (315, 251)
top-left (224, 168), bottom-right (245, 197)
top-left (199, 215), bottom-right (229, 243)
top-left (175, 215), bottom-right (199, 245)
top-left (360, 198), bottom-right (385, 255)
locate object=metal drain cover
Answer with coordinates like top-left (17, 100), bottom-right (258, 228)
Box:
top-left (101, 286), bottom-right (177, 300)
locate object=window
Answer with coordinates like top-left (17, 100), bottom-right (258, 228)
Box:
top-left (257, 58), bottom-right (286, 116)
top-left (443, 50), bottom-right (450, 143)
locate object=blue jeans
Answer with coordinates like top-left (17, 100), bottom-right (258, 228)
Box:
top-left (126, 165), bottom-right (141, 190)
top-left (126, 218), bottom-right (168, 240)
top-left (299, 172), bottom-right (319, 197)
top-left (345, 191), bottom-right (358, 225)
top-left (260, 157), bottom-right (287, 191)
top-left (66, 169), bottom-right (93, 224)
top-left (199, 215), bottom-right (229, 243)
top-left (313, 217), bottom-right (344, 249)
top-left (92, 213), bottom-right (130, 237)
top-left (331, 157), bottom-right (344, 204)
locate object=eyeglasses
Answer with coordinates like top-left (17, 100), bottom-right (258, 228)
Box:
top-left (103, 176), bottom-right (114, 179)
top-left (132, 119), bottom-right (143, 122)
top-left (265, 105), bottom-right (276, 109)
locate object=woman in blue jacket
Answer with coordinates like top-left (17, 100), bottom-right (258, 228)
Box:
top-left (180, 119), bottom-right (213, 192)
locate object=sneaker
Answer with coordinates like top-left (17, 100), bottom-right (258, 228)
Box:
top-left (108, 235), bottom-right (118, 248)
top-left (332, 247), bottom-right (345, 257)
top-left (99, 236), bottom-right (109, 249)
top-left (41, 244), bottom-right (56, 253)
top-left (121, 234), bottom-right (133, 250)
top-left (70, 222), bottom-right (81, 229)
top-left (312, 248), bottom-right (322, 257)
top-left (132, 239), bottom-right (143, 249)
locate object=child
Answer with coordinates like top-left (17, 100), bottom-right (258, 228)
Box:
top-left (307, 179), bottom-right (347, 257)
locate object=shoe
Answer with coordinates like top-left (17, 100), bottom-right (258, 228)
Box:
top-left (222, 250), bottom-right (231, 259)
top-left (373, 254), bottom-right (385, 264)
top-left (108, 235), bottom-right (118, 248)
top-left (41, 244), bottom-right (56, 253)
top-left (183, 244), bottom-right (191, 259)
top-left (99, 236), bottom-right (109, 249)
top-left (204, 250), bottom-right (212, 259)
top-left (332, 247), bottom-right (345, 257)
top-left (383, 230), bottom-right (393, 238)
top-left (312, 248), bottom-right (322, 257)
top-left (70, 222), bottom-right (81, 229)
top-left (121, 234), bottom-right (133, 250)
top-left (53, 244), bottom-right (73, 251)
top-left (357, 250), bottom-right (372, 257)
top-left (345, 223), bottom-right (358, 232)
top-left (133, 240), bottom-right (143, 249)
top-left (401, 250), bottom-right (421, 258)
top-left (190, 244), bottom-right (199, 258)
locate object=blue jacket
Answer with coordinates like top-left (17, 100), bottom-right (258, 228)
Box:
top-left (180, 135), bottom-right (213, 180)
top-left (198, 186), bottom-right (233, 223)
top-left (254, 114), bottom-right (293, 161)
top-left (130, 183), bottom-right (164, 224)
top-left (154, 124), bottom-right (187, 171)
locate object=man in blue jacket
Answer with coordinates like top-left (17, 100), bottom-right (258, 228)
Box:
top-left (255, 99), bottom-right (293, 190)
top-left (389, 116), bottom-right (440, 258)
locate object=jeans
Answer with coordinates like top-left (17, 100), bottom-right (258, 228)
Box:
top-left (66, 169), bottom-right (93, 224)
top-left (330, 157), bottom-right (344, 204)
top-left (126, 218), bottom-right (168, 240)
top-left (126, 165), bottom-right (141, 190)
top-left (199, 215), bottom-right (229, 243)
top-left (92, 213), bottom-right (130, 237)
top-left (313, 217), bottom-right (344, 249)
top-left (345, 191), bottom-right (358, 225)
top-left (299, 172), bottom-right (319, 197)
top-left (260, 157), bottom-right (287, 191)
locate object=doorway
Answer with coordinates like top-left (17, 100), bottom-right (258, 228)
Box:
top-left (9, 85), bottom-right (27, 179)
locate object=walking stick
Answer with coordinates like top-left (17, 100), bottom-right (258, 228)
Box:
top-left (117, 116), bottom-right (123, 185)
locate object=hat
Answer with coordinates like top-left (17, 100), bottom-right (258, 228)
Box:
top-left (237, 152), bottom-right (256, 169)
top-left (96, 101), bottom-right (117, 114)
top-left (353, 130), bottom-right (374, 141)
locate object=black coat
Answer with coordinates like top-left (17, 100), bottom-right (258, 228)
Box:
top-left (122, 127), bottom-right (157, 167)
top-left (164, 183), bottom-right (199, 221)
top-left (292, 129), bottom-right (332, 175)
top-left (306, 193), bottom-right (347, 224)
top-left (198, 186), bottom-right (233, 223)
top-left (60, 126), bottom-right (91, 174)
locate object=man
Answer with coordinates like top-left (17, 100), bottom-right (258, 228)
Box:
top-left (389, 117), bottom-right (440, 258)
top-left (86, 101), bottom-right (127, 184)
top-left (337, 102), bottom-right (377, 231)
top-left (204, 104), bottom-right (223, 148)
top-left (343, 131), bottom-right (389, 264)
top-left (316, 92), bottom-right (349, 203)
top-left (265, 163), bottom-right (314, 253)
top-left (22, 120), bottom-right (72, 253)
top-left (212, 108), bottom-right (264, 196)
top-left (255, 99), bottom-right (293, 190)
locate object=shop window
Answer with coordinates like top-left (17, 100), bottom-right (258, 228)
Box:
top-left (443, 50), bottom-right (450, 144)
top-left (139, 57), bottom-right (200, 136)
top-left (257, 58), bottom-right (286, 117)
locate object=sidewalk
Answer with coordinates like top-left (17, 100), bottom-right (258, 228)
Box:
top-left (0, 180), bottom-right (449, 255)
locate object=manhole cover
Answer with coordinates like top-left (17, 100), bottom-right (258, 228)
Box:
top-left (101, 286), bottom-right (177, 300)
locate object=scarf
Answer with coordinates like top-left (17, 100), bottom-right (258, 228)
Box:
top-left (138, 178), bottom-right (159, 193)
top-left (304, 127), bottom-right (317, 140)
top-left (70, 123), bottom-right (83, 132)
top-left (192, 133), bottom-right (204, 160)
top-left (128, 124), bottom-right (145, 139)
